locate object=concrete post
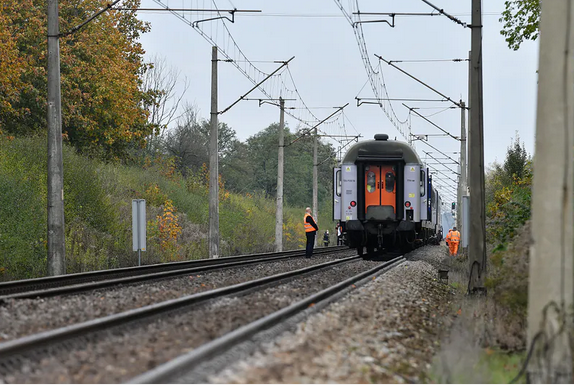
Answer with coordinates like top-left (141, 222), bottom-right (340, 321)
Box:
top-left (275, 98), bottom-right (285, 252)
top-left (209, 46), bottom-right (219, 258)
top-left (47, 0), bottom-right (66, 276)
top-left (313, 127), bottom-right (318, 245)
top-left (468, 0), bottom-right (486, 291)
top-left (527, 1), bottom-right (574, 382)
top-left (458, 101), bottom-right (467, 244)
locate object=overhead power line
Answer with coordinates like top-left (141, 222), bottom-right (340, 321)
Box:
top-left (420, 0), bottom-right (469, 28)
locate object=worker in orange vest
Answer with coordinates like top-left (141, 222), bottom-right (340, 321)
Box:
top-left (448, 227), bottom-right (461, 257)
top-left (304, 207), bottom-right (319, 257)
top-left (445, 229), bottom-right (452, 247)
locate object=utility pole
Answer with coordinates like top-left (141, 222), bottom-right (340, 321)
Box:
top-left (275, 97), bottom-right (285, 252)
top-left (209, 46), bottom-right (219, 258)
top-left (457, 100), bottom-right (466, 233)
top-left (468, 0), bottom-right (486, 293)
top-left (47, 0), bottom-right (66, 276)
top-left (312, 126), bottom-right (318, 243)
top-left (527, 1), bottom-right (574, 382)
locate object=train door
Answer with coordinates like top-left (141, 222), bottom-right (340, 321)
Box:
top-left (364, 165), bottom-right (396, 220)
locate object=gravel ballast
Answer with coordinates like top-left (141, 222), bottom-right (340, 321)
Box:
top-left (209, 245), bottom-right (452, 383)
top-left (1, 258), bottom-right (379, 383)
top-left (0, 250), bottom-right (355, 343)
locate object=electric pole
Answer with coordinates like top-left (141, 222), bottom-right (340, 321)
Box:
top-left (312, 126), bottom-right (318, 244)
top-left (209, 46), bottom-right (219, 258)
top-left (457, 100), bottom-right (466, 234)
top-left (527, 0), bottom-right (574, 382)
top-left (275, 97), bottom-right (285, 252)
top-left (468, 0), bottom-right (486, 292)
top-left (47, 0), bottom-right (66, 276)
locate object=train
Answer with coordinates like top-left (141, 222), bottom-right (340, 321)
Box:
top-left (333, 134), bottom-right (443, 256)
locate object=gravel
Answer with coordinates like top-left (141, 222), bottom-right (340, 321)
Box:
top-left (0, 258), bottom-right (380, 383)
top-left (209, 245), bottom-right (453, 384)
top-left (0, 250), bottom-right (356, 343)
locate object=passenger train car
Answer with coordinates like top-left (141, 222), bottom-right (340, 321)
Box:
top-left (333, 134), bottom-right (442, 256)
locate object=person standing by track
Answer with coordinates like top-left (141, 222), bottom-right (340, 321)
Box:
top-left (336, 221), bottom-right (343, 245)
top-left (447, 227), bottom-right (460, 257)
top-left (304, 207), bottom-right (318, 257)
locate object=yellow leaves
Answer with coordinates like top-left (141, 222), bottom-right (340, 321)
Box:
top-left (156, 198), bottom-right (182, 260)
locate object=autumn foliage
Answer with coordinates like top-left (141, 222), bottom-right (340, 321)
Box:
top-left (0, 0), bottom-right (153, 157)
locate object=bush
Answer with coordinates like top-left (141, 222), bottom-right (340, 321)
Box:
top-left (0, 136), bottom-right (327, 281)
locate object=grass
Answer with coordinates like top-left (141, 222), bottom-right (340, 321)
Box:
top-left (0, 136), bottom-right (336, 281)
top-left (429, 347), bottom-right (525, 383)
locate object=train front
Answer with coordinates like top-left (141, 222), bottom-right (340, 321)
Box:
top-left (333, 134), bottom-right (427, 255)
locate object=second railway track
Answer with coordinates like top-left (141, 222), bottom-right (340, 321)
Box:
top-left (0, 246), bottom-right (346, 299)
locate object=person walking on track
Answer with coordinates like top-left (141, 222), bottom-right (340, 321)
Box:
top-left (447, 227), bottom-right (461, 257)
top-left (304, 207), bottom-right (318, 257)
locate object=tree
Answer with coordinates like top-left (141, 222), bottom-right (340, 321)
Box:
top-left (141, 55), bottom-right (189, 156)
top-left (503, 133), bottom-right (529, 180)
top-left (0, 0), bottom-right (154, 158)
top-left (240, 123), bottom-right (337, 207)
top-left (162, 106), bottom-right (238, 176)
top-left (500, 0), bottom-right (541, 50)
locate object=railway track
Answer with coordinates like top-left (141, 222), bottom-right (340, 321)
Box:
top-left (0, 246), bottom-right (346, 299)
top-left (129, 254), bottom-right (405, 383)
top-left (0, 254), bottom-right (363, 381)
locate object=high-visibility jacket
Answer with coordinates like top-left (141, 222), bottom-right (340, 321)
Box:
top-left (450, 231), bottom-right (460, 243)
top-left (304, 213), bottom-right (316, 232)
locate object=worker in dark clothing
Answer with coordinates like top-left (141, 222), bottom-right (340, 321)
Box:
top-left (304, 207), bottom-right (318, 257)
top-left (336, 222), bottom-right (343, 245)
top-left (323, 230), bottom-right (330, 247)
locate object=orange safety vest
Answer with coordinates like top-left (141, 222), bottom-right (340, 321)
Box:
top-left (450, 231), bottom-right (460, 242)
top-left (304, 213), bottom-right (316, 232)
top-left (446, 230), bottom-right (452, 242)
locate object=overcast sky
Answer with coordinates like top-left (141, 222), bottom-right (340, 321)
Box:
top-left (136, 0), bottom-right (539, 199)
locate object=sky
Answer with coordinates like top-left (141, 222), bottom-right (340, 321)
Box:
top-left (135, 0), bottom-right (540, 200)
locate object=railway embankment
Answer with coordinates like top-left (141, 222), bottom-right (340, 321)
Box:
top-left (0, 136), bottom-right (335, 282)
top-left (208, 245), bottom-right (452, 383)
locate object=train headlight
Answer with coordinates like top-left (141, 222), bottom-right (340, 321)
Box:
top-left (350, 201), bottom-right (356, 207)
top-left (405, 201), bottom-right (411, 208)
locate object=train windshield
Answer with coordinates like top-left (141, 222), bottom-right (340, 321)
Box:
top-left (366, 171), bottom-right (376, 193)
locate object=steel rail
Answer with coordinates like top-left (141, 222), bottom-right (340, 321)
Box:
top-left (0, 246), bottom-right (346, 297)
top-left (130, 255), bottom-right (406, 383)
top-left (0, 255), bottom-right (361, 361)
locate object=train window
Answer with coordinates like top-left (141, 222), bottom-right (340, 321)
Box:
top-left (420, 170), bottom-right (426, 197)
top-left (385, 172), bottom-right (395, 192)
top-left (366, 171), bottom-right (376, 193)
top-left (336, 170), bottom-right (342, 197)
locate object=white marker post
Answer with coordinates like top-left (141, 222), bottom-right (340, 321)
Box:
top-left (132, 199), bottom-right (146, 266)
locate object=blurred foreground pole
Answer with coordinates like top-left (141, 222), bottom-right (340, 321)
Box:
top-left (312, 127), bottom-right (318, 245)
top-left (468, 0), bottom-right (486, 292)
top-left (527, 1), bottom-right (574, 382)
top-left (47, 0), bottom-right (66, 275)
top-left (275, 98), bottom-right (285, 252)
top-left (457, 101), bottom-right (466, 239)
top-left (209, 46), bottom-right (219, 258)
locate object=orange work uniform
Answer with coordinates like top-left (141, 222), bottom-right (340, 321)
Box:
top-left (448, 230), bottom-right (460, 256)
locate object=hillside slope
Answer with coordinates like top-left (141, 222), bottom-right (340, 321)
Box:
top-left (0, 137), bottom-right (334, 281)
